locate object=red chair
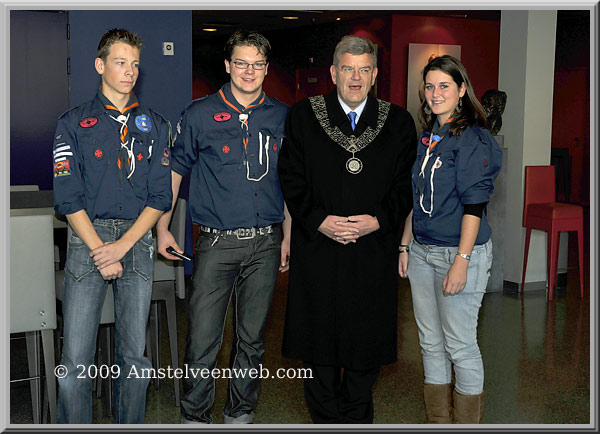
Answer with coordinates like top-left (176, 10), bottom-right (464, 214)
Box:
top-left (521, 165), bottom-right (584, 300)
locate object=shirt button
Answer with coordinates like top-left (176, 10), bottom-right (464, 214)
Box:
top-left (256, 213), bottom-right (259, 216)
top-left (255, 193), bottom-right (258, 197)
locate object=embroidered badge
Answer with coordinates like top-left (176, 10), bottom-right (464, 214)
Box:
top-left (135, 114), bottom-right (152, 132)
top-left (94, 148), bottom-right (104, 159)
top-left (137, 153), bottom-right (143, 161)
top-left (483, 159), bottom-right (488, 167)
top-left (79, 117), bottom-right (98, 128)
top-left (54, 160), bottom-right (71, 177)
top-left (421, 136), bottom-right (430, 146)
top-left (434, 159), bottom-right (443, 169)
top-left (273, 144), bottom-right (278, 151)
top-left (222, 145), bottom-right (230, 154)
top-left (163, 147), bottom-right (170, 158)
top-left (55, 134), bottom-right (62, 140)
top-left (161, 157), bottom-right (170, 166)
top-left (213, 112), bottom-right (232, 122)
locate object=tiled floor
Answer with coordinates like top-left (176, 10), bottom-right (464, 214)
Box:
top-left (9, 232), bottom-right (591, 426)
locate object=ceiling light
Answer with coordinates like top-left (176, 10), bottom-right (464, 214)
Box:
top-left (336, 17), bottom-right (341, 21)
top-left (202, 28), bottom-right (217, 32)
top-left (283, 16), bottom-right (299, 20)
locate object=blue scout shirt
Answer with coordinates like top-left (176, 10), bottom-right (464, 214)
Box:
top-left (53, 90), bottom-right (173, 219)
top-left (411, 123), bottom-right (502, 246)
top-left (171, 83), bottom-right (289, 230)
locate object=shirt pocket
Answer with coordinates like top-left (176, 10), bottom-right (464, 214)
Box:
top-left (258, 128), bottom-right (285, 168)
top-left (129, 132), bottom-right (152, 181)
top-left (79, 133), bottom-right (111, 168)
top-left (204, 129), bottom-right (242, 166)
top-left (430, 150), bottom-right (457, 192)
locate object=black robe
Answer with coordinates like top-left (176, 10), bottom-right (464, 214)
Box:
top-left (277, 91), bottom-right (417, 369)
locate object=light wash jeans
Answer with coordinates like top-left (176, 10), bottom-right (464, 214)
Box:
top-left (181, 228), bottom-right (282, 424)
top-left (57, 219), bottom-right (153, 424)
top-left (407, 238), bottom-right (492, 395)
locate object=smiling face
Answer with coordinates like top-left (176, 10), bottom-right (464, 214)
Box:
top-left (224, 44), bottom-right (269, 107)
top-left (424, 69), bottom-right (466, 125)
top-left (330, 52), bottom-right (378, 110)
top-left (95, 42), bottom-right (140, 106)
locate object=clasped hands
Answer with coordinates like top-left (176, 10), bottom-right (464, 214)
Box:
top-left (89, 241), bottom-right (130, 281)
top-left (318, 214), bottom-right (379, 245)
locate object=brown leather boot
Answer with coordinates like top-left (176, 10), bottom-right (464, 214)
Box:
top-left (423, 383), bottom-right (453, 423)
top-left (453, 389), bottom-right (485, 424)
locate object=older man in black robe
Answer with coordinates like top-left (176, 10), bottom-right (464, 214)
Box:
top-left (277, 35), bottom-right (417, 423)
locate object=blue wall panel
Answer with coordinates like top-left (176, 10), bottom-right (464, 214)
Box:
top-left (69, 10), bottom-right (192, 129)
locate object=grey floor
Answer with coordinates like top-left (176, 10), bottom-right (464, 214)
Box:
top-left (9, 231), bottom-right (591, 426)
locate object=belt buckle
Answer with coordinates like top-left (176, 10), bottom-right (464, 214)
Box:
top-left (236, 227), bottom-right (255, 240)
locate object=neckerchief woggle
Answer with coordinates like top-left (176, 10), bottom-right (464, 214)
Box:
top-left (99, 89), bottom-right (140, 185)
top-left (218, 88), bottom-right (271, 182)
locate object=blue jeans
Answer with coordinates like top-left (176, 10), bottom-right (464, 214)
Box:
top-left (407, 239), bottom-right (492, 395)
top-left (57, 219), bottom-right (154, 424)
top-left (181, 228), bottom-right (281, 424)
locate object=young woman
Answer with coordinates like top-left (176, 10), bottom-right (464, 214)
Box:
top-left (399, 55), bottom-right (503, 424)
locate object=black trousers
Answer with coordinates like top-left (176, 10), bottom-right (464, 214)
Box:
top-left (303, 361), bottom-right (381, 424)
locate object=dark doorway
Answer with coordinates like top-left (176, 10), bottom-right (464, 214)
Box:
top-left (10, 10), bottom-right (69, 190)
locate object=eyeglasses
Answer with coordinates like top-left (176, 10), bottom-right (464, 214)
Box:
top-left (231, 60), bottom-right (268, 70)
top-left (338, 66), bottom-right (373, 75)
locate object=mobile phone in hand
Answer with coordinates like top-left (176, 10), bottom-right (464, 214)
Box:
top-left (166, 246), bottom-right (192, 261)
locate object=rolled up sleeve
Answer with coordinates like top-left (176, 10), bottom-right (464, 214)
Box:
top-left (170, 108), bottom-right (199, 178)
top-left (145, 114), bottom-right (173, 212)
top-left (53, 116), bottom-right (86, 216)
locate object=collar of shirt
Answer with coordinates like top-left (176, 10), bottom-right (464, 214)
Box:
top-left (97, 88), bottom-right (139, 115)
top-left (220, 82), bottom-right (269, 113)
top-left (337, 94), bottom-right (368, 124)
top-left (432, 118), bottom-right (452, 136)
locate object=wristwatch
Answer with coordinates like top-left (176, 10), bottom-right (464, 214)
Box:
top-left (399, 244), bottom-right (409, 254)
top-left (456, 252), bottom-right (471, 261)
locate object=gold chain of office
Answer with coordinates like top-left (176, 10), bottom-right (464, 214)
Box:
top-left (309, 95), bottom-right (390, 174)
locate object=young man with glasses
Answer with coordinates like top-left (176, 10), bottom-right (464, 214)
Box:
top-left (156, 29), bottom-right (290, 424)
top-left (277, 35), bottom-right (416, 423)
top-left (53, 28), bottom-right (172, 423)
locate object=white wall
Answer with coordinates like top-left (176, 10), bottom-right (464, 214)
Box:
top-left (499, 10), bottom-right (558, 287)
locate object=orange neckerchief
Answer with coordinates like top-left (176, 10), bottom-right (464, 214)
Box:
top-left (218, 89), bottom-right (265, 151)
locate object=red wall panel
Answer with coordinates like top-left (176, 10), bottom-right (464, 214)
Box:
top-left (389, 15), bottom-right (500, 108)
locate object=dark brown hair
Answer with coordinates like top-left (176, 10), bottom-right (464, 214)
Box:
top-left (97, 28), bottom-right (143, 61)
top-left (224, 29), bottom-right (271, 62)
top-left (418, 55), bottom-right (487, 136)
